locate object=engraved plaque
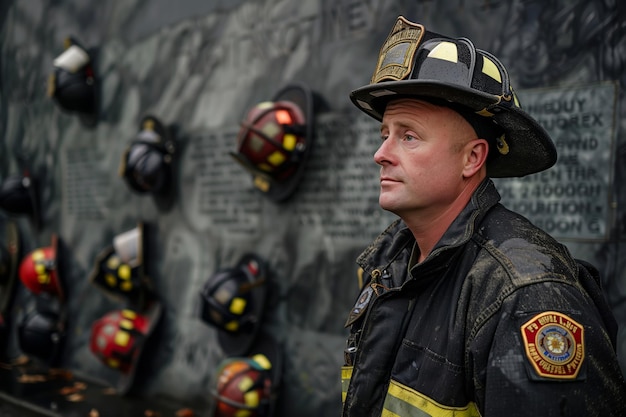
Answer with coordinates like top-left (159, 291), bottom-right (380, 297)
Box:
top-left (494, 82), bottom-right (617, 241)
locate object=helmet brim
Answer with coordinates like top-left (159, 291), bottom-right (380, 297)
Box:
top-left (0, 219), bottom-right (20, 317)
top-left (350, 80), bottom-right (557, 178)
top-left (116, 300), bottom-right (163, 395)
top-left (51, 234), bottom-right (67, 303)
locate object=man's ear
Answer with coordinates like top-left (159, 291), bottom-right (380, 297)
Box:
top-left (462, 138), bottom-right (489, 177)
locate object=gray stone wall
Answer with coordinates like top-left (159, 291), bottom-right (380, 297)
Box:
top-left (1, 0), bottom-right (625, 415)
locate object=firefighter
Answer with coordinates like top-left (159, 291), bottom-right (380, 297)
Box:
top-left (341, 16), bottom-right (626, 416)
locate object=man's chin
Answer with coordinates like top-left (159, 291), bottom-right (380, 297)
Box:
top-left (379, 197), bottom-right (399, 214)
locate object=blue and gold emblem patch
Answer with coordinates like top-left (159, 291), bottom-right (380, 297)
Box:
top-left (521, 311), bottom-right (584, 379)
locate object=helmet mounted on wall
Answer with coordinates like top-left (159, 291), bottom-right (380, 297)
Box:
top-left (17, 234), bottom-right (67, 365)
top-left (18, 234), bottom-right (65, 302)
top-left (200, 253), bottom-right (268, 357)
top-left (89, 301), bottom-right (162, 395)
top-left (120, 116), bottom-right (177, 211)
top-left (0, 173), bottom-right (41, 231)
top-left (231, 83), bottom-right (315, 202)
top-left (18, 306), bottom-right (65, 365)
top-left (89, 223), bottom-right (153, 310)
top-left (47, 37), bottom-right (98, 127)
top-left (210, 331), bottom-right (282, 417)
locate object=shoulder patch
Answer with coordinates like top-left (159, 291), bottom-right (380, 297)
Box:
top-left (521, 311), bottom-right (585, 379)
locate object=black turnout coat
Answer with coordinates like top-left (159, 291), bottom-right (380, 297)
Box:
top-left (341, 179), bottom-right (626, 417)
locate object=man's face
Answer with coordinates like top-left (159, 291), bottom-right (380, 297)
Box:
top-left (375, 99), bottom-right (476, 219)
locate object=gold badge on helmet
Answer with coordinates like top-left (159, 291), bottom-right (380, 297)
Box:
top-left (371, 17), bottom-right (425, 84)
top-left (350, 15), bottom-right (558, 178)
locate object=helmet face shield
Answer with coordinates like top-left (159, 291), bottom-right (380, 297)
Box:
top-left (351, 16), bottom-right (557, 178)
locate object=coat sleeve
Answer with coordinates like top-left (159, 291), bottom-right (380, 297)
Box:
top-left (468, 279), bottom-right (626, 417)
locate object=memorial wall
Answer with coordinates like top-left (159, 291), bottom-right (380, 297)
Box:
top-left (1, 0), bottom-right (625, 416)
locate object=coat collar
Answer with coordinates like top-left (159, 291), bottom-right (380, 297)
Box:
top-left (357, 179), bottom-right (501, 279)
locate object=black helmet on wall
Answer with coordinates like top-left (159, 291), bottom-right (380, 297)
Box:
top-left (0, 174), bottom-right (40, 229)
top-left (47, 37), bottom-right (97, 126)
top-left (89, 223), bottom-right (153, 310)
top-left (350, 16), bottom-right (557, 178)
top-left (120, 116), bottom-right (177, 211)
top-left (18, 308), bottom-right (64, 364)
top-left (200, 254), bottom-right (268, 357)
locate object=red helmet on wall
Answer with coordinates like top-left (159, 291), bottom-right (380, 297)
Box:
top-left (211, 332), bottom-right (282, 417)
top-left (90, 309), bottom-right (149, 373)
top-left (212, 354), bottom-right (273, 417)
top-left (18, 235), bottom-right (64, 301)
top-left (89, 302), bottom-right (162, 394)
top-left (231, 83), bottom-right (315, 202)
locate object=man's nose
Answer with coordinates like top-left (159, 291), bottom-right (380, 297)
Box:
top-left (374, 138), bottom-right (393, 165)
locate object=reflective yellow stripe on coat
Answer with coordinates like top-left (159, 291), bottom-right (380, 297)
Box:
top-left (341, 366), bottom-right (353, 404)
top-left (382, 380), bottom-right (481, 417)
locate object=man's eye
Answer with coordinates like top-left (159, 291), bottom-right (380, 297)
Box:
top-left (404, 135), bottom-right (416, 141)
top-left (380, 135), bottom-right (389, 142)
